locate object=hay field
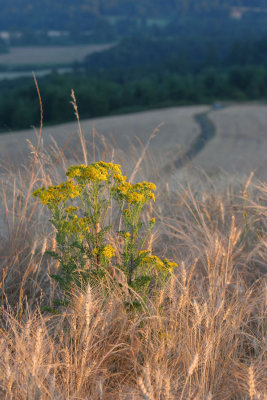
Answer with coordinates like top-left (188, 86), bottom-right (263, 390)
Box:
top-left (0, 105), bottom-right (208, 174)
top-left (1, 103), bottom-right (267, 180)
top-left (0, 43), bottom-right (114, 67)
top-left (0, 103), bottom-right (266, 399)
top-left (193, 104), bottom-right (267, 180)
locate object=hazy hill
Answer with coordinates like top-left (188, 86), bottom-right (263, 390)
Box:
top-left (1, 0), bottom-right (267, 30)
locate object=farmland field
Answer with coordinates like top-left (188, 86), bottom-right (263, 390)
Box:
top-left (0, 103), bottom-right (266, 181)
top-left (0, 105), bottom-right (207, 174)
top-left (194, 105), bottom-right (267, 179)
top-left (0, 103), bottom-right (267, 399)
top-left (0, 43), bottom-right (114, 67)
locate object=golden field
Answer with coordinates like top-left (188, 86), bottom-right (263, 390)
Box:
top-left (1, 103), bottom-right (266, 178)
top-left (0, 102), bottom-right (266, 399)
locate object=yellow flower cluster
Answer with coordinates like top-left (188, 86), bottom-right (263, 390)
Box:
top-left (92, 245), bottom-right (115, 260)
top-left (113, 174), bottom-right (127, 182)
top-left (141, 255), bottom-right (164, 268)
top-left (34, 163), bottom-right (157, 209)
top-left (33, 181), bottom-right (81, 207)
top-left (97, 161), bottom-right (121, 175)
top-left (92, 247), bottom-right (99, 256)
top-left (139, 250), bottom-right (149, 256)
top-left (102, 244), bottom-right (116, 259)
top-left (163, 259), bottom-right (178, 271)
top-left (134, 182), bottom-right (157, 191)
top-left (66, 161), bottom-right (123, 184)
top-left (150, 218), bottom-right (156, 227)
top-left (140, 253), bottom-right (178, 272)
top-left (116, 181), bottom-right (156, 205)
top-left (66, 164), bottom-right (108, 182)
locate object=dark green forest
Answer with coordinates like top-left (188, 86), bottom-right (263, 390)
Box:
top-left (2, 25), bottom-right (267, 130)
top-left (0, 0), bottom-right (242, 30)
top-left (2, 64), bottom-right (267, 131)
top-left (1, 0), bottom-right (267, 28)
top-left (1, 0), bottom-right (267, 42)
top-left (1, 2), bottom-right (267, 131)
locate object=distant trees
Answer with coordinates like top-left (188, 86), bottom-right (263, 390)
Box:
top-left (1, 8), bottom-right (267, 131)
top-left (1, 63), bottom-right (267, 131)
top-left (0, 38), bottom-right (8, 54)
top-left (1, 0), bottom-right (267, 31)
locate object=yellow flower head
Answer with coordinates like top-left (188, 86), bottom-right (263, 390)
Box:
top-left (117, 182), bottom-right (132, 195)
top-left (92, 247), bottom-right (99, 256)
top-left (66, 162), bottom-right (123, 185)
top-left (66, 164), bottom-right (108, 183)
top-left (149, 193), bottom-right (156, 202)
top-left (97, 161), bottom-right (122, 175)
top-left (114, 174), bottom-right (127, 182)
top-left (163, 259), bottom-right (178, 271)
top-left (77, 217), bottom-right (90, 233)
top-left (140, 254), bottom-right (164, 269)
top-left (133, 182), bottom-right (157, 192)
top-left (139, 250), bottom-right (149, 257)
top-left (115, 179), bottom-right (156, 205)
top-left (32, 180), bottom-right (80, 207)
top-left (101, 244), bottom-right (115, 260)
top-left (127, 192), bottom-right (145, 204)
top-left (139, 254), bottom-right (177, 273)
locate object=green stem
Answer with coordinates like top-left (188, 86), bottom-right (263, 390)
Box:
top-left (128, 226), bottom-right (134, 285)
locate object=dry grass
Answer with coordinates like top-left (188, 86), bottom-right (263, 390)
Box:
top-left (195, 104), bottom-right (267, 179)
top-left (1, 103), bottom-right (267, 182)
top-left (0, 103), bottom-right (266, 399)
top-left (0, 105), bottom-right (207, 173)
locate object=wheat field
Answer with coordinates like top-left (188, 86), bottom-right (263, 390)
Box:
top-left (0, 101), bottom-right (266, 399)
top-left (1, 103), bottom-right (267, 179)
top-left (194, 104), bottom-right (267, 179)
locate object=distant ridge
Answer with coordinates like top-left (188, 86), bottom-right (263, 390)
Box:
top-left (1, 0), bottom-right (267, 30)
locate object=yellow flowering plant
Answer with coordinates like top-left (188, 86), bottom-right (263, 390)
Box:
top-left (33, 162), bottom-right (121, 299)
top-left (33, 161), bottom-right (177, 306)
top-left (112, 178), bottom-right (177, 295)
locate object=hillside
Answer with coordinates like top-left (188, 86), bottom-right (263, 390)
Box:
top-left (0, 100), bottom-right (266, 399)
top-left (0, 2), bottom-right (267, 396)
top-left (1, 0), bottom-right (267, 30)
top-left (1, 104), bottom-right (266, 180)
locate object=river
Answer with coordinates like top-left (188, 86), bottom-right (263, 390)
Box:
top-left (0, 67), bottom-right (74, 80)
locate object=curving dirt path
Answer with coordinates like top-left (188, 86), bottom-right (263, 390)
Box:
top-left (163, 110), bottom-right (216, 174)
top-left (0, 103), bottom-right (266, 180)
top-left (0, 105), bottom-right (207, 174)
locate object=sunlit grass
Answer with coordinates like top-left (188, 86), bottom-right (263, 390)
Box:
top-left (0, 96), bottom-right (266, 399)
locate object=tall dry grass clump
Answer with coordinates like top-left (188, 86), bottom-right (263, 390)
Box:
top-left (0, 92), bottom-right (266, 399)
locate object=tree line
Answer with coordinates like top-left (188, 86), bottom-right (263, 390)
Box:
top-left (1, 0), bottom-right (267, 30)
top-left (1, 12), bottom-right (267, 131)
top-left (1, 64), bottom-right (267, 131)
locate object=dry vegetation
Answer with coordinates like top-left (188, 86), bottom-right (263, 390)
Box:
top-left (1, 103), bottom-right (267, 181)
top-left (195, 104), bottom-right (267, 179)
top-left (0, 100), bottom-right (266, 399)
top-left (0, 105), bottom-right (208, 174)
